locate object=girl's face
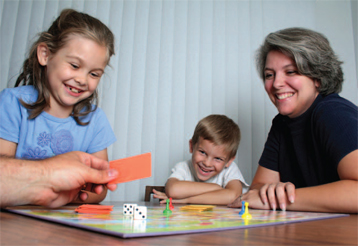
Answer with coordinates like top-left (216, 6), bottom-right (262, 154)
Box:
top-left (189, 137), bottom-right (234, 182)
top-left (38, 35), bottom-right (108, 118)
top-left (264, 50), bottom-right (320, 118)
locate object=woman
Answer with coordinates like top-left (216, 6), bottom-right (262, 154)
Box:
top-left (229, 27), bottom-right (357, 213)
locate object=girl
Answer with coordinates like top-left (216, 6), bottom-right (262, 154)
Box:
top-left (0, 9), bottom-right (116, 204)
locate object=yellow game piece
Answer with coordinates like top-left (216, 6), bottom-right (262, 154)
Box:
top-left (241, 202), bottom-right (252, 220)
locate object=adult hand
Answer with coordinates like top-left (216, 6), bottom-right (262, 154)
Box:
top-left (0, 151), bottom-right (118, 208)
top-left (228, 182), bottom-right (295, 211)
top-left (228, 190), bottom-right (271, 210)
top-left (259, 182), bottom-right (295, 211)
top-left (39, 151), bottom-right (118, 207)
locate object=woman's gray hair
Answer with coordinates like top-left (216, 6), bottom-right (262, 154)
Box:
top-left (256, 27), bottom-right (343, 95)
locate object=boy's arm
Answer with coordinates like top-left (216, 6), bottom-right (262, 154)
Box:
top-left (166, 178), bottom-right (243, 205)
top-left (165, 178), bottom-right (222, 199)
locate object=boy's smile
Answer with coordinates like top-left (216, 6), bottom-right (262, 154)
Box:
top-left (190, 137), bottom-right (234, 182)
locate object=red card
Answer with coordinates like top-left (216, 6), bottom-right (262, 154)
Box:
top-left (108, 152), bottom-right (152, 184)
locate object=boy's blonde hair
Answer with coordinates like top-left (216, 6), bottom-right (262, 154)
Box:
top-left (191, 115), bottom-right (241, 160)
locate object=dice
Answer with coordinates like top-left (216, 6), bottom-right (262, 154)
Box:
top-left (123, 203), bottom-right (137, 216)
top-left (134, 206), bottom-right (147, 220)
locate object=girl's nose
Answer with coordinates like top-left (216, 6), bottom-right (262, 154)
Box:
top-left (75, 73), bottom-right (87, 85)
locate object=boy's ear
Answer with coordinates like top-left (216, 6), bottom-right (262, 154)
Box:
top-left (225, 156), bottom-right (236, 168)
top-left (189, 139), bottom-right (194, 154)
top-left (37, 43), bottom-right (50, 66)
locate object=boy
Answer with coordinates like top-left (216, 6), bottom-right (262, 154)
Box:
top-left (153, 114), bottom-right (248, 205)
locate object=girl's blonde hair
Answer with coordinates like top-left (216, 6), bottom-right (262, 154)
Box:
top-left (15, 9), bottom-right (115, 125)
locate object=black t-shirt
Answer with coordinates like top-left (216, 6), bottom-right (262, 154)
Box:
top-left (259, 94), bottom-right (358, 188)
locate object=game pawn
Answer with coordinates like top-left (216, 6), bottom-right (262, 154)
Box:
top-left (238, 201), bottom-right (245, 216)
top-left (163, 199), bottom-right (172, 216)
top-left (241, 202), bottom-right (252, 220)
top-left (169, 198), bottom-right (174, 211)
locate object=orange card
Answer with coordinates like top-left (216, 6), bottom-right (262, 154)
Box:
top-left (108, 152), bottom-right (152, 184)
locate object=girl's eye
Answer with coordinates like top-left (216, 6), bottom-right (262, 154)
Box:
top-left (71, 63), bottom-right (79, 69)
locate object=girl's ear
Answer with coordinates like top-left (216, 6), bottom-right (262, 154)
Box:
top-left (37, 43), bottom-right (50, 66)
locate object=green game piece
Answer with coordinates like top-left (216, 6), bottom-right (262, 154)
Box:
top-left (163, 199), bottom-right (172, 216)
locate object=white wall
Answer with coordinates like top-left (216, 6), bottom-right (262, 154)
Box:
top-left (1, 0), bottom-right (357, 202)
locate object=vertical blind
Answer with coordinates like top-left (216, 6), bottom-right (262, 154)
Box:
top-left (1, 0), bottom-right (357, 202)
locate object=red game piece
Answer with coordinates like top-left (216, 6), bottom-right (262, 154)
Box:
top-left (169, 198), bottom-right (174, 210)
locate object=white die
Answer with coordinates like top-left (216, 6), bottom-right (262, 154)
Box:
top-left (133, 220), bottom-right (147, 232)
top-left (134, 206), bottom-right (147, 220)
top-left (123, 203), bottom-right (137, 216)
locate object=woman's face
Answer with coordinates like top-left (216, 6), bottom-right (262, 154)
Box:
top-left (264, 50), bottom-right (320, 118)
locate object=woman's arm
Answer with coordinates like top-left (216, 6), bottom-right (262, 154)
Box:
top-left (230, 150), bottom-right (358, 213)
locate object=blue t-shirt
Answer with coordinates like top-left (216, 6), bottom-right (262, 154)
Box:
top-left (0, 86), bottom-right (116, 159)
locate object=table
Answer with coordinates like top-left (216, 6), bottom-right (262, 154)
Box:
top-left (1, 202), bottom-right (357, 245)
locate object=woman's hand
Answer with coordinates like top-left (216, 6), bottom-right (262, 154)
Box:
top-left (228, 182), bottom-right (295, 211)
top-left (258, 182), bottom-right (295, 211)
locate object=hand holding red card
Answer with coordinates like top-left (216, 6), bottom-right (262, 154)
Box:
top-left (108, 153), bottom-right (152, 184)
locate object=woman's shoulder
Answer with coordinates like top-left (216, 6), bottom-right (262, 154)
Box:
top-left (314, 93), bottom-right (357, 116)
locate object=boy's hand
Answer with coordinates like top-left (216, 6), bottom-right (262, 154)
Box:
top-left (152, 189), bottom-right (168, 200)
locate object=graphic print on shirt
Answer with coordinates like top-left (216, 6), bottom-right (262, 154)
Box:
top-left (21, 129), bottom-right (74, 159)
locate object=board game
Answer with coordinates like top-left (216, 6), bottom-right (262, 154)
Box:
top-left (5, 205), bottom-right (348, 238)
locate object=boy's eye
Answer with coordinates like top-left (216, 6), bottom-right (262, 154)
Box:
top-left (199, 150), bottom-right (206, 155)
top-left (71, 63), bottom-right (79, 69)
top-left (90, 72), bottom-right (100, 78)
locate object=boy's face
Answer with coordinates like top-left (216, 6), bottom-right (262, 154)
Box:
top-left (190, 137), bottom-right (235, 182)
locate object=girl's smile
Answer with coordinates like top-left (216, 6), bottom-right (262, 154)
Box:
top-left (38, 35), bottom-right (108, 118)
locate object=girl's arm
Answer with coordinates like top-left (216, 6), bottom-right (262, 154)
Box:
top-left (0, 139), bottom-right (17, 157)
top-left (73, 149), bottom-right (109, 204)
top-left (230, 150), bottom-right (358, 213)
top-left (165, 178), bottom-right (242, 205)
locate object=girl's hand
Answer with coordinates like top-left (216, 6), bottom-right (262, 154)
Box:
top-left (259, 182), bottom-right (295, 211)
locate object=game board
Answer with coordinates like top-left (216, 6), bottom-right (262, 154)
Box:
top-left (5, 205), bottom-right (348, 238)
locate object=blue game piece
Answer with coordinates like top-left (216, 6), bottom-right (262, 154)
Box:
top-left (239, 201), bottom-right (245, 215)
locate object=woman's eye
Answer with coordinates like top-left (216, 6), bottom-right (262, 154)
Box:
top-left (287, 70), bottom-right (297, 75)
top-left (264, 73), bottom-right (273, 79)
